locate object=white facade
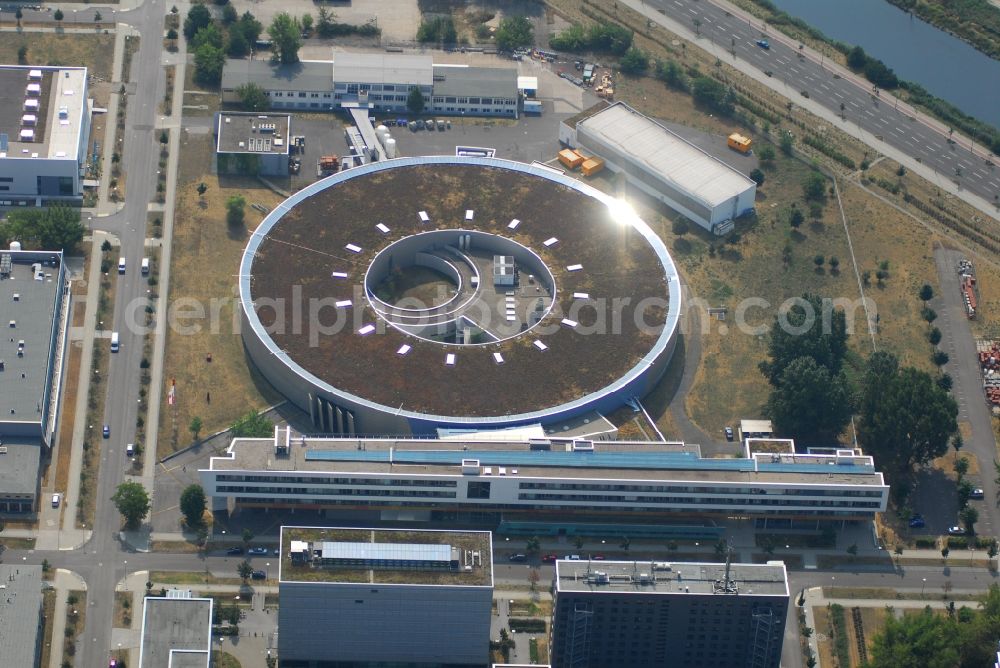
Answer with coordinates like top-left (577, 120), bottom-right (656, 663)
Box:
top-left (0, 66), bottom-right (91, 203)
top-left (560, 102), bottom-right (756, 232)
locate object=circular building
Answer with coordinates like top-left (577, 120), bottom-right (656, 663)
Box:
top-left (240, 157), bottom-right (681, 435)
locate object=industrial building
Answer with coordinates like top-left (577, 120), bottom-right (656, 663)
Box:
top-left (240, 157), bottom-right (680, 435)
top-left (0, 564), bottom-right (44, 668)
top-left (214, 111), bottom-right (291, 176)
top-left (221, 53), bottom-right (518, 118)
top-left (278, 526), bottom-right (493, 668)
top-left (0, 248), bottom-right (69, 514)
top-left (550, 559), bottom-right (788, 668)
top-left (138, 591), bottom-right (213, 668)
top-left (0, 65), bottom-right (92, 204)
top-left (559, 102), bottom-right (756, 233)
top-left (201, 427), bottom-right (889, 526)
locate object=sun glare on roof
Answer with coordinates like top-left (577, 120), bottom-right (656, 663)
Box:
top-left (607, 198), bottom-right (639, 227)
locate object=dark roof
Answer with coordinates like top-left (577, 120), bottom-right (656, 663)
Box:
top-left (0, 439), bottom-right (41, 496)
top-left (432, 67), bottom-right (518, 99)
top-left (0, 564), bottom-right (42, 667)
top-left (221, 60), bottom-right (332, 93)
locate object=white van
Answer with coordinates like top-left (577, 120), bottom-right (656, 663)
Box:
top-left (51, 493), bottom-right (60, 508)
top-left (141, 257), bottom-right (150, 275)
top-left (118, 257), bottom-right (126, 274)
top-left (126, 443), bottom-right (135, 457)
top-left (110, 331), bottom-right (120, 353)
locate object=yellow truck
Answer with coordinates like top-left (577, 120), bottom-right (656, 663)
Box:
top-left (727, 133), bottom-right (752, 154)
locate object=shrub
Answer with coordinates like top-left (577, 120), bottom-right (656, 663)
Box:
top-left (509, 618), bottom-right (546, 633)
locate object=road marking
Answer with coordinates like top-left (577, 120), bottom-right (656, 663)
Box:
top-left (973, 172), bottom-right (984, 180)
top-left (819, 83), bottom-right (830, 91)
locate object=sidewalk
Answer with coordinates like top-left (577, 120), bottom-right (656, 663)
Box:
top-left (48, 569), bottom-right (88, 668)
top-left (97, 23), bottom-right (131, 210)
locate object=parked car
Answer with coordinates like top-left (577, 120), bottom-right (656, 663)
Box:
top-left (756, 39), bottom-right (770, 49)
top-left (590, 554), bottom-right (606, 561)
top-left (226, 547), bottom-right (244, 555)
top-left (724, 426), bottom-right (734, 441)
top-left (948, 526), bottom-right (967, 536)
top-left (542, 554), bottom-right (558, 563)
top-left (971, 488), bottom-right (985, 500)
top-left (564, 554), bottom-right (581, 560)
top-left (102, 424), bottom-right (110, 438)
top-left (248, 546), bottom-right (268, 555)
top-left (508, 553), bottom-right (527, 562)
top-left (51, 493), bottom-right (60, 508)
top-left (908, 515), bottom-right (925, 528)
top-left (125, 443), bottom-right (134, 457)
top-left (251, 570), bottom-right (267, 580)
top-left (273, 548), bottom-right (280, 556)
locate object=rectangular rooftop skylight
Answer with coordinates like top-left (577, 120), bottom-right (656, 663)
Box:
top-left (465, 210), bottom-right (474, 220)
top-left (376, 223), bottom-right (390, 234)
top-left (507, 219), bottom-right (520, 229)
top-left (418, 211), bottom-right (429, 222)
top-left (573, 292), bottom-right (590, 299)
top-left (335, 300), bottom-right (352, 308)
top-left (561, 318), bottom-right (578, 328)
top-left (533, 340), bottom-right (548, 351)
top-left (345, 244), bottom-right (362, 253)
top-left (397, 344), bottom-right (411, 355)
top-left (331, 271), bottom-right (348, 278)
top-left (358, 324), bottom-right (375, 335)
top-left (543, 238), bottom-right (558, 247)
top-left (567, 264), bottom-right (583, 272)
top-left (493, 352), bottom-right (504, 364)
top-left (445, 353), bottom-right (456, 365)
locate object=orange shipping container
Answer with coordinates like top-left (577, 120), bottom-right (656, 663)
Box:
top-left (727, 133), bottom-right (752, 154)
top-left (558, 149), bottom-right (584, 169)
top-left (581, 157), bottom-right (605, 176)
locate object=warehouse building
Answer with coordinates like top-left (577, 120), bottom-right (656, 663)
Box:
top-left (0, 248), bottom-right (69, 514)
top-left (279, 526), bottom-right (493, 668)
top-left (214, 111), bottom-right (291, 176)
top-left (0, 565), bottom-right (44, 668)
top-left (202, 427), bottom-right (889, 525)
top-left (550, 559), bottom-right (788, 668)
top-left (559, 102), bottom-right (756, 233)
top-left (138, 591), bottom-right (213, 668)
top-left (0, 65), bottom-right (92, 204)
top-left (221, 53), bottom-right (518, 118)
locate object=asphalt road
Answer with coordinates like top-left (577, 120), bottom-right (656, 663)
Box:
top-left (644, 0), bottom-right (1000, 207)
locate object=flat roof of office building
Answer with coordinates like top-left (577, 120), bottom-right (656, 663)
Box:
top-left (221, 59), bottom-right (332, 93)
top-left (432, 65), bottom-right (518, 99)
top-left (0, 438), bottom-right (41, 495)
top-left (0, 65), bottom-right (87, 161)
top-left (0, 564), bottom-right (43, 668)
top-left (575, 102), bottom-right (756, 209)
top-left (333, 52), bottom-right (433, 87)
top-left (138, 594), bottom-right (212, 668)
top-left (210, 435), bottom-right (885, 487)
top-left (555, 559), bottom-right (788, 597)
top-left (215, 112), bottom-right (291, 155)
top-left (279, 526), bottom-right (493, 587)
top-left (0, 250), bottom-right (63, 428)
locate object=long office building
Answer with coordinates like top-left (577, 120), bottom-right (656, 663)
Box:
top-left (200, 428), bottom-right (888, 525)
top-left (0, 65), bottom-right (92, 204)
top-left (550, 559), bottom-right (788, 668)
top-left (221, 53), bottom-right (518, 118)
top-left (278, 526), bottom-right (493, 668)
top-left (0, 564), bottom-right (44, 668)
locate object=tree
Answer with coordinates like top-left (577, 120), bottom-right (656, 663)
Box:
top-left (234, 83), bottom-right (268, 111)
top-left (95, 11), bottom-right (102, 22)
top-left (692, 76), bottom-right (735, 115)
top-left (766, 356), bottom-right (853, 441)
top-left (301, 13), bottom-right (313, 37)
top-left (525, 536), bottom-right (540, 555)
top-left (15, 7), bottom-right (22, 27)
top-left (189, 416), bottom-right (203, 441)
top-left (268, 13), bottom-right (302, 64)
top-left (619, 536), bottom-right (630, 552)
top-left (227, 29), bottom-right (250, 57)
top-left (857, 352), bottom-right (958, 480)
top-left (932, 350), bottom-right (950, 366)
top-left (229, 410), bottom-right (275, 437)
top-left (813, 254), bottom-right (825, 268)
top-left (758, 145), bottom-right (775, 162)
top-left (406, 86), bottom-right (425, 114)
top-left (221, 3), bottom-right (238, 25)
top-left (237, 559), bottom-right (253, 583)
top-left (749, 168), bottom-right (765, 186)
top-left (923, 306), bottom-right (938, 323)
top-left (672, 218), bottom-right (689, 236)
top-left (193, 23), bottom-right (225, 50)
top-left (1, 204), bottom-right (86, 253)
top-left (955, 456), bottom-right (970, 482)
top-left (758, 293), bottom-right (848, 386)
top-left (179, 484), bottom-right (206, 527)
top-left (197, 182), bottom-right (208, 198)
top-left (847, 543), bottom-right (858, 559)
top-left (942, 546), bottom-right (950, 559)
top-left (780, 130), bottom-right (794, 155)
top-left (573, 535), bottom-right (585, 551)
top-left (495, 16), bottom-right (534, 51)
top-left (112, 482), bottom-right (151, 528)
top-left (988, 539), bottom-right (999, 561)
top-left (656, 59), bottom-right (688, 92)
top-left (417, 16), bottom-right (457, 44)
top-left (166, 28), bottom-right (179, 42)
top-left (242, 528), bottom-right (254, 547)
top-left (961, 506), bottom-right (979, 535)
top-left (619, 47), bottom-right (649, 75)
top-left (868, 607), bottom-right (961, 667)
top-left (237, 11), bottom-right (263, 44)
top-left (193, 43), bottom-right (226, 86)
top-left (17, 45), bottom-right (28, 65)
top-left (225, 195), bottom-right (246, 226)
top-left (957, 479), bottom-right (974, 508)
top-left (53, 8), bottom-right (63, 23)
top-left (789, 208), bottom-right (804, 228)
top-left (928, 327), bottom-right (942, 345)
top-left (919, 284), bottom-right (934, 302)
top-left (316, 7), bottom-right (336, 37)
top-left (802, 170), bottom-right (827, 201)
top-left (184, 4), bottom-right (212, 40)
top-left (847, 45), bottom-right (867, 70)
top-left (829, 256), bottom-right (840, 272)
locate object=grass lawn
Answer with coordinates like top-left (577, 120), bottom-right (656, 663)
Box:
top-left (113, 591), bottom-right (133, 628)
top-left (0, 537), bottom-right (36, 550)
top-left (812, 605), bottom-right (838, 668)
top-left (150, 571), bottom-right (244, 586)
top-left (211, 651), bottom-right (242, 668)
top-left (0, 33), bottom-right (115, 80)
top-left (63, 590), bottom-right (86, 665)
top-left (157, 130), bottom-right (284, 455)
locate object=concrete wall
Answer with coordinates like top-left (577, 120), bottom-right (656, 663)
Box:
top-left (278, 580), bottom-right (492, 666)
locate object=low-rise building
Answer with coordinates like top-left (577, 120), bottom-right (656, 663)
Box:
top-left (138, 591), bottom-right (213, 668)
top-left (0, 248), bottom-right (69, 513)
top-left (215, 111), bottom-right (291, 176)
top-left (201, 428), bottom-right (889, 525)
top-left (550, 559), bottom-right (788, 668)
top-left (278, 526), bottom-right (493, 668)
top-left (0, 65), bottom-right (92, 204)
top-left (0, 564), bottom-right (44, 668)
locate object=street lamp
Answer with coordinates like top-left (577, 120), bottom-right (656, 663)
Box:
top-left (921, 578), bottom-right (927, 595)
top-left (123, 560), bottom-right (128, 590)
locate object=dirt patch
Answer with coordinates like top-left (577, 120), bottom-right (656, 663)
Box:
top-left (0, 33), bottom-right (115, 80)
top-left (52, 338), bottom-right (83, 492)
top-left (38, 590), bottom-right (56, 668)
top-left (113, 591), bottom-right (133, 628)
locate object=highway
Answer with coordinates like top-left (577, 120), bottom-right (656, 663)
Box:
top-left (638, 0), bottom-right (1000, 210)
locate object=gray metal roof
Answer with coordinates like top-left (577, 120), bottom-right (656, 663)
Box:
top-left (320, 541), bottom-right (453, 563)
top-left (576, 102), bottom-right (756, 209)
top-left (0, 564), bottom-right (43, 668)
top-left (334, 52), bottom-right (433, 87)
top-left (432, 66), bottom-right (518, 99)
top-left (221, 59), bottom-right (332, 93)
top-left (0, 438), bottom-right (41, 496)
top-left (139, 596), bottom-right (213, 668)
top-left (0, 251), bottom-right (63, 434)
top-left (215, 112), bottom-right (291, 155)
